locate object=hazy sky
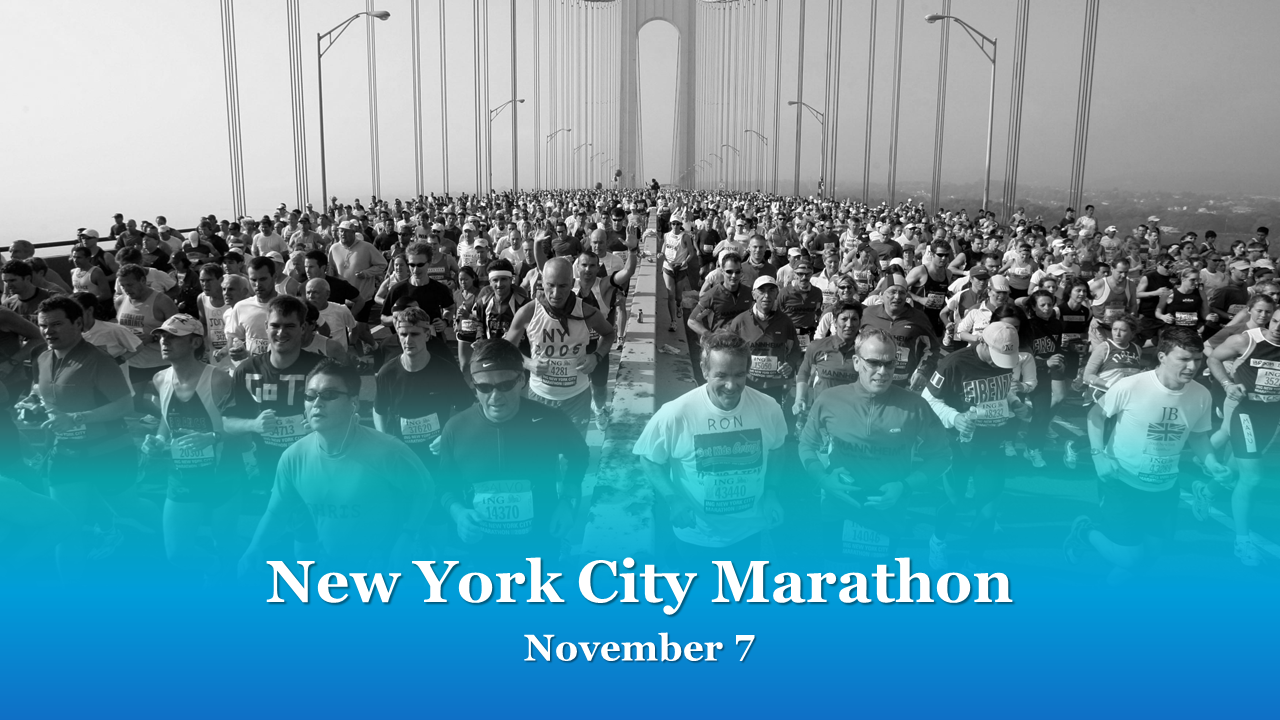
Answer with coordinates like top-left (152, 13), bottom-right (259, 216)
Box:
top-left (2, 0), bottom-right (1278, 242)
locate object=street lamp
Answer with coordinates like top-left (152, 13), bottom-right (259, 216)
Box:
top-left (745, 130), bottom-right (768, 192)
top-left (926, 13), bottom-right (996, 212)
top-left (317, 9), bottom-right (390, 210)
top-left (487, 98), bottom-right (524, 194)
top-left (721, 144), bottom-right (741, 192)
top-left (572, 142), bottom-right (592, 188)
top-left (544, 128), bottom-right (571, 188)
top-left (787, 100), bottom-right (827, 197)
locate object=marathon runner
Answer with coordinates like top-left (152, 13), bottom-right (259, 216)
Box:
top-left (634, 331), bottom-right (787, 563)
top-left (1196, 305), bottom-right (1280, 566)
top-left (799, 327), bottom-right (951, 560)
top-left (1065, 327), bottom-right (1229, 582)
top-left (240, 359), bottom-right (432, 570)
top-left (505, 257), bottom-right (615, 433)
top-left (794, 302), bottom-right (864, 418)
top-left (31, 296), bottom-right (159, 575)
top-left (144, 314), bottom-right (240, 579)
top-left (223, 295), bottom-right (324, 506)
top-left (573, 235), bottom-right (639, 429)
top-left (224, 256), bottom-right (280, 361)
top-left (924, 321), bottom-right (1032, 569)
top-left (859, 281), bottom-right (939, 389)
top-left (437, 338), bottom-right (588, 559)
top-left (373, 307), bottom-right (472, 471)
top-left (658, 218), bottom-right (700, 333)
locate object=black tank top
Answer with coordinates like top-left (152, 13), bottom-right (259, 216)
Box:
top-left (1166, 288), bottom-right (1202, 326)
top-left (165, 392), bottom-right (217, 471)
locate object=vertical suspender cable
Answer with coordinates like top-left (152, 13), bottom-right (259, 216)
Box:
top-left (863, 0), bottom-right (877, 204)
top-left (366, 0), bottom-right (382, 200)
top-left (534, 0), bottom-right (540, 190)
top-left (439, 0), bottom-right (450, 194)
top-left (886, 0), bottom-right (904, 205)
top-left (510, 0), bottom-right (518, 191)
top-left (931, 0), bottom-right (951, 213)
top-left (473, 0), bottom-right (483, 193)
top-left (220, 0), bottom-right (243, 217)
top-left (820, 0), bottom-right (834, 198)
top-left (792, 0), bottom-right (805, 196)
top-left (771, 0), bottom-right (781, 194)
top-left (828, 0), bottom-right (844, 199)
top-left (411, 0), bottom-right (423, 198)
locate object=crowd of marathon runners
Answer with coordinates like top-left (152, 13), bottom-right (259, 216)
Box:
top-left (0, 188), bottom-right (1275, 583)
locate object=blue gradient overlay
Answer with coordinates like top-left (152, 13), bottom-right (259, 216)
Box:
top-left (3, 553), bottom-right (1276, 718)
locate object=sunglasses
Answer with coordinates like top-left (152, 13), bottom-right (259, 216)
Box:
top-left (304, 389), bottom-right (350, 403)
top-left (407, 262), bottom-right (428, 268)
top-left (474, 378), bottom-right (520, 394)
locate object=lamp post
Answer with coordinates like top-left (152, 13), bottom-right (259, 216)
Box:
top-left (318, 9), bottom-right (390, 211)
top-left (487, 98), bottom-right (524, 194)
top-left (926, 13), bottom-right (996, 212)
top-left (744, 130), bottom-right (768, 191)
top-left (572, 142), bottom-right (592, 188)
top-left (544, 127), bottom-right (571, 188)
top-left (787, 100), bottom-right (826, 197)
top-left (710, 152), bottom-right (725, 189)
top-left (720, 144), bottom-right (740, 191)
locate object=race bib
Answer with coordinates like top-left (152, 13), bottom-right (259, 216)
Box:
top-left (974, 399), bottom-right (1013, 425)
top-left (895, 345), bottom-right (910, 367)
top-left (1135, 454), bottom-right (1179, 486)
top-left (750, 355), bottom-right (779, 377)
top-left (842, 520), bottom-right (891, 559)
top-left (1228, 304), bottom-right (1246, 315)
top-left (1174, 311), bottom-right (1198, 327)
top-left (261, 413), bottom-right (307, 448)
top-left (459, 318), bottom-right (479, 334)
top-left (171, 440), bottom-right (216, 470)
top-left (399, 414), bottom-right (441, 444)
top-left (472, 479), bottom-right (534, 535)
top-left (798, 333), bottom-right (810, 350)
top-left (701, 474), bottom-right (760, 516)
top-left (925, 293), bottom-right (946, 309)
top-left (663, 243), bottom-right (679, 262)
top-left (208, 320), bottom-right (227, 349)
top-left (54, 423), bottom-right (88, 442)
top-left (248, 337), bottom-right (270, 356)
top-left (543, 358), bottom-right (578, 388)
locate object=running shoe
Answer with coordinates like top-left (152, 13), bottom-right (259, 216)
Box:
top-left (594, 406), bottom-right (612, 433)
top-left (928, 535), bottom-right (949, 570)
top-left (1235, 539), bottom-right (1262, 567)
top-left (87, 524), bottom-right (124, 562)
top-left (1189, 480), bottom-right (1213, 522)
top-left (1062, 440), bottom-right (1079, 470)
top-left (1003, 440), bottom-right (1017, 457)
top-left (1063, 515), bottom-right (1095, 565)
top-left (1025, 448), bottom-right (1046, 469)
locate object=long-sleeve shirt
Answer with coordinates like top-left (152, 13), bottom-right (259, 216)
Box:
top-left (798, 382), bottom-right (951, 519)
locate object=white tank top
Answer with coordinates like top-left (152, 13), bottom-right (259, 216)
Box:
top-left (527, 297), bottom-right (592, 401)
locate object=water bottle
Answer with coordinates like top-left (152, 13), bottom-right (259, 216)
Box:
top-left (942, 322), bottom-right (956, 348)
top-left (957, 408), bottom-right (976, 443)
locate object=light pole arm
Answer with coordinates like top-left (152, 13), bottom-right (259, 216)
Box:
top-left (932, 15), bottom-right (996, 62)
top-left (789, 100), bottom-right (825, 123)
top-left (320, 13), bottom-right (372, 57)
top-left (744, 129), bottom-right (769, 146)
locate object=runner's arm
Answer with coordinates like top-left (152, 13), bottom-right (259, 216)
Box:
top-left (501, 302), bottom-right (537, 349)
top-left (1081, 344), bottom-right (1108, 387)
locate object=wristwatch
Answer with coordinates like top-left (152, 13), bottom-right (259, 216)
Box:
top-left (1089, 448), bottom-right (1105, 456)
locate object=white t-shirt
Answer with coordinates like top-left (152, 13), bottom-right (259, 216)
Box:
top-left (82, 320), bottom-right (143, 359)
top-left (224, 296), bottom-right (273, 356)
top-left (632, 384), bottom-right (787, 547)
top-left (318, 302), bottom-right (357, 346)
top-left (1099, 370), bottom-right (1211, 492)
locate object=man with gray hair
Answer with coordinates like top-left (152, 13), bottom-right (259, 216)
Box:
top-left (799, 326), bottom-right (951, 560)
top-left (305, 277), bottom-right (356, 350)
